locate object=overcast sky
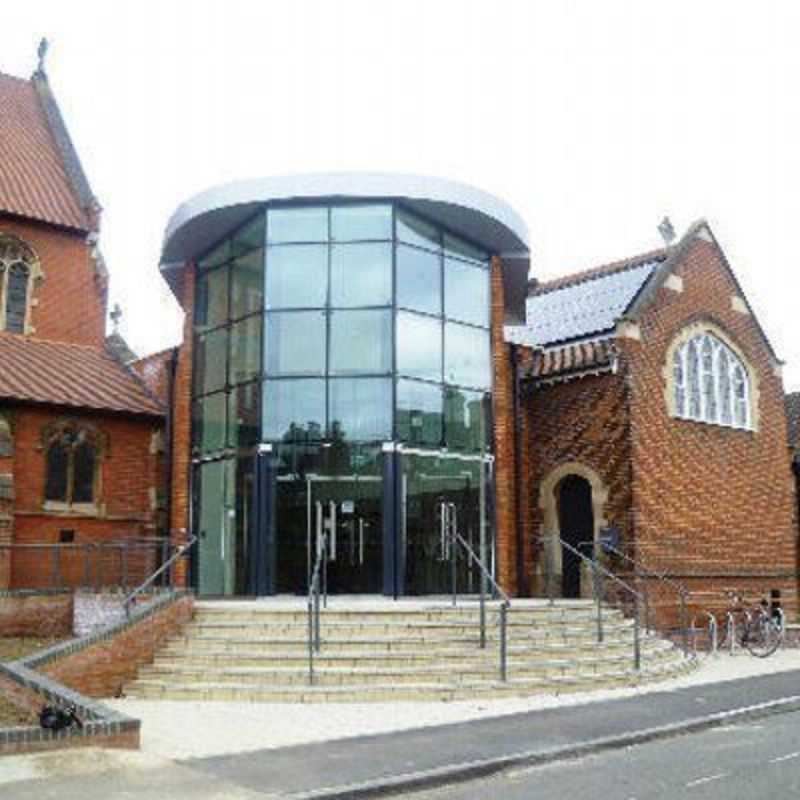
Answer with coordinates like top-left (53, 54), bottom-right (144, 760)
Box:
top-left (5, 1), bottom-right (800, 389)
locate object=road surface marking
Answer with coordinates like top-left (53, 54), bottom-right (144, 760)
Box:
top-left (770, 752), bottom-right (800, 764)
top-left (686, 773), bottom-right (728, 787)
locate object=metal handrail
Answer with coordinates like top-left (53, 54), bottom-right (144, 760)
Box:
top-left (556, 536), bottom-right (645, 670)
top-left (123, 536), bottom-right (197, 617)
top-left (307, 538), bottom-right (326, 686)
top-left (449, 529), bottom-right (511, 681)
top-left (596, 542), bottom-right (691, 653)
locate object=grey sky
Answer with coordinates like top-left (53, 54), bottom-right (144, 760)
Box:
top-left (5, 1), bottom-right (799, 389)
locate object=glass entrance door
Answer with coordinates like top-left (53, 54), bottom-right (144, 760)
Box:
top-left (196, 459), bottom-right (236, 596)
top-left (401, 452), bottom-right (490, 595)
top-left (307, 476), bottom-right (382, 593)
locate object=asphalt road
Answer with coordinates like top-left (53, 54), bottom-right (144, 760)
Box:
top-left (403, 709), bottom-right (800, 800)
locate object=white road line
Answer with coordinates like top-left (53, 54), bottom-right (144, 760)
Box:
top-left (770, 751), bottom-right (800, 764)
top-left (686, 773), bottom-right (728, 788)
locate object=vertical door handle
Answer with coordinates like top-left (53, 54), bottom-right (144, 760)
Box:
top-left (316, 500), bottom-right (324, 559)
top-left (328, 500), bottom-right (337, 562)
top-left (359, 519), bottom-right (365, 565)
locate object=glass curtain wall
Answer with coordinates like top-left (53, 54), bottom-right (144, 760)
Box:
top-left (191, 202), bottom-right (494, 596)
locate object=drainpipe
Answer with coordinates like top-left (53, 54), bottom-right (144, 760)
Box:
top-left (164, 346), bottom-right (179, 548)
top-left (511, 343), bottom-right (527, 596)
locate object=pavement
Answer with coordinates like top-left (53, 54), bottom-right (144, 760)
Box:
top-left (3, 663), bottom-right (800, 798)
top-left (404, 709), bottom-right (800, 800)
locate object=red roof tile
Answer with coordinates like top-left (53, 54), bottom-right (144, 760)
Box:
top-left (0, 334), bottom-right (163, 417)
top-left (0, 71), bottom-right (90, 231)
top-left (531, 339), bottom-right (615, 381)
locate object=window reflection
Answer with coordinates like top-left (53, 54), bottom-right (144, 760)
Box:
top-left (194, 392), bottom-right (227, 454)
top-left (396, 379), bottom-right (443, 446)
top-left (267, 206), bottom-right (328, 243)
top-left (444, 388), bottom-right (489, 451)
top-left (230, 250), bottom-right (264, 320)
top-left (397, 209), bottom-right (441, 251)
top-left (444, 323), bottom-right (491, 389)
top-left (331, 243), bottom-right (392, 307)
top-left (397, 311), bottom-right (442, 382)
top-left (445, 259), bottom-right (489, 327)
top-left (195, 327), bottom-right (228, 395)
top-left (265, 311), bottom-right (326, 376)
top-left (195, 267), bottom-right (229, 331)
top-left (263, 378), bottom-right (326, 441)
top-left (265, 245), bottom-right (327, 309)
top-left (229, 315), bottom-right (261, 385)
top-left (330, 378), bottom-right (392, 441)
top-left (331, 204), bottom-right (392, 241)
top-left (227, 382), bottom-right (260, 448)
top-left (329, 309), bottom-right (392, 375)
top-left (396, 245), bottom-right (441, 315)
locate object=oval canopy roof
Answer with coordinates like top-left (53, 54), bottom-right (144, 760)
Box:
top-left (160, 172), bottom-right (531, 319)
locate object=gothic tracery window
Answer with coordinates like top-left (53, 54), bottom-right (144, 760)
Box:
top-left (43, 422), bottom-right (103, 507)
top-left (0, 235), bottom-right (38, 334)
top-left (672, 331), bottom-right (752, 430)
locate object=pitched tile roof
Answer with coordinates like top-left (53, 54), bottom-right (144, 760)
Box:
top-left (529, 339), bottom-right (615, 382)
top-left (507, 251), bottom-right (665, 348)
top-left (0, 334), bottom-right (163, 417)
top-left (0, 71), bottom-right (94, 231)
top-left (786, 392), bottom-right (800, 453)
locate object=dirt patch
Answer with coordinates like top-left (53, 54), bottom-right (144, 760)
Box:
top-left (0, 637), bottom-right (67, 728)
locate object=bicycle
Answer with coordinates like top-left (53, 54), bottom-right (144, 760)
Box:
top-left (716, 591), bottom-right (783, 658)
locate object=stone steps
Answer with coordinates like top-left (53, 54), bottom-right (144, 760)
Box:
top-left (124, 600), bottom-right (695, 703)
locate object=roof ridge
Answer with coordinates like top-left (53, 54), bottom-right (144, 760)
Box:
top-left (531, 247), bottom-right (668, 297)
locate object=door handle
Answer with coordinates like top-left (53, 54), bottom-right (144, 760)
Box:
top-left (359, 519), bottom-right (364, 565)
top-left (328, 500), bottom-right (337, 562)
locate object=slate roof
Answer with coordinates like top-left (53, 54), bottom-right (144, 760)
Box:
top-left (507, 251), bottom-right (667, 348)
top-left (0, 334), bottom-right (163, 417)
top-left (0, 70), bottom-right (96, 231)
top-left (786, 392), bottom-right (800, 454)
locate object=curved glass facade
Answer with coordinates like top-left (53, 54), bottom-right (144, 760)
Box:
top-left (191, 202), bottom-right (495, 596)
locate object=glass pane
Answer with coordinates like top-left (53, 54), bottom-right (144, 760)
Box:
top-left (444, 233), bottom-right (488, 264)
top-left (330, 309), bottom-right (392, 375)
top-left (72, 442), bottom-right (95, 503)
top-left (397, 208), bottom-right (440, 251)
top-left (397, 311), bottom-right (442, 381)
top-left (687, 340), bottom-right (701, 419)
top-left (230, 250), bottom-right (264, 320)
top-left (194, 392), bottom-right (227, 454)
top-left (396, 244), bottom-right (441, 314)
top-left (232, 214), bottom-right (265, 256)
top-left (263, 378), bottom-right (326, 440)
top-left (265, 245), bottom-right (327, 309)
top-left (195, 327), bottom-right (228, 395)
top-left (331, 243), bottom-right (392, 307)
top-left (228, 382), bottom-right (260, 448)
top-left (444, 323), bottom-right (491, 389)
top-left (718, 349), bottom-right (732, 425)
top-left (445, 387), bottom-right (489, 451)
top-left (265, 311), bottom-right (326, 376)
top-left (267, 206), bottom-right (328, 243)
top-left (331, 204), bottom-right (392, 241)
top-left (195, 265), bottom-right (229, 330)
top-left (229, 315), bottom-right (262, 385)
top-left (198, 240), bottom-right (231, 271)
top-left (396, 379), bottom-right (443, 446)
top-left (329, 378), bottom-right (391, 440)
top-left (445, 259), bottom-right (489, 327)
top-left (45, 443), bottom-right (68, 501)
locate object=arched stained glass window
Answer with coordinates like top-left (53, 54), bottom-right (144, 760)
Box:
top-left (672, 332), bottom-right (752, 430)
top-left (0, 234), bottom-right (38, 334)
top-left (43, 424), bottom-right (102, 506)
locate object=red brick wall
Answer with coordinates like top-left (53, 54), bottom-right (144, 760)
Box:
top-left (3, 405), bottom-right (162, 589)
top-left (169, 261), bottom-right (196, 585)
top-left (624, 237), bottom-right (798, 613)
top-left (41, 594), bottom-right (193, 698)
top-left (0, 215), bottom-right (106, 347)
top-left (526, 370), bottom-right (632, 566)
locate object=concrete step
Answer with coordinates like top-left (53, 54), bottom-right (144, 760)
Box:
top-left (125, 660), bottom-right (695, 703)
top-left (139, 651), bottom-right (683, 687)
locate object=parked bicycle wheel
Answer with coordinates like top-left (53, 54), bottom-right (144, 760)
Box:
top-left (744, 609), bottom-right (782, 658)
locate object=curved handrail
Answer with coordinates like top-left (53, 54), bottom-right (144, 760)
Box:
top-left (559, 538), bottom-right (644, 602)
top-left (123, 535), bottom-right (197, 617)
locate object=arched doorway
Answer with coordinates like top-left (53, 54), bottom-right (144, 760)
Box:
top-left (557, 475), bottom-right (594, 598)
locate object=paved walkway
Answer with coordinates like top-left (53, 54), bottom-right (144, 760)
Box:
top-left (3, 658), bottom-right (800, 798)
